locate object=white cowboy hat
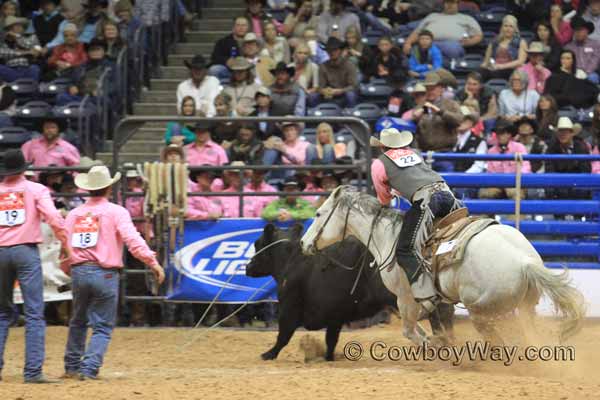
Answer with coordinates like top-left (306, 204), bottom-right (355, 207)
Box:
top-left (75, 165), bottom-right (121, 191)
top-left (557, 116), bottom-right (574, 130)
top-left (370, 128), bottom-right (413, 148)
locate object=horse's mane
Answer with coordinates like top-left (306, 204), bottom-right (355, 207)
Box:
top-left (336, 185), bottom-right (403, 228)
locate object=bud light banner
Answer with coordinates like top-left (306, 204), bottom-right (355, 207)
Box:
top-left (167, 219), bottom-right (308, 303)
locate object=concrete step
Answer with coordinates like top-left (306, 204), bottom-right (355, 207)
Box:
top-left (185, 30), bottom-right (229, 43)
top-left (161, 66), bottom-right (191, 80)
top-left (175, 42), bottom-right (214, 54)
top-left (121, 139), bottom-right (165, 153)
top-left (149, 79), bottom-right (182, 91)
top-left (192, 19), bottom-right (235, 30)
top-left (203, 8), bottom-right (244, 19)
top-left (133, 102), bottom-right (177, 116)
top-left (131, 127), bottom-right (167, 141)
top-left (167, 53), bottom-right (211, 66)
top-left (140, 90), bottom-right (177, 103)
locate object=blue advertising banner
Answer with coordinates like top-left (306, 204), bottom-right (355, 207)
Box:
top-left (167, 219), bottom-right (309, 303)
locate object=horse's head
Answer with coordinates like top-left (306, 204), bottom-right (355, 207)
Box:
top-left (246, 222), bottom-right (303, 278)
top-left (301, 185), bottom-right (352, 255)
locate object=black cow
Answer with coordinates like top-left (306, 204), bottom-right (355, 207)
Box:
top-left (246, 223), bottom-right (455, 361)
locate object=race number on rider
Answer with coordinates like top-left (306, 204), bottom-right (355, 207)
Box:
top-left (385, 148), bottom-right (422, 168)
top-left (71, 215), bottom-right (100, 249)
top-left (0, 191), bottom-right (26, 226)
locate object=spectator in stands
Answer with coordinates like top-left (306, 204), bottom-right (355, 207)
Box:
top-left (0, 1), bottom-right (17, 34)
top-left (46, 23), bottom-right (88, 80)
top-left (402, 0), bottom-right (482, 59)
top-left (71, 38), bottom-right (115, 98)
top-left (479, 119), bottom-right (531, 200)
top-left (223, 56), bottom-right (261, 116)
top-left (38, 167), bottom-right (64, 197)
top-left (313, 36), bottom-right (358, 107)
top-left (519, 42), bottom-right (552, 94)
top-left (386, 70), bottom-right (415, 118)
top-left (74, 0), bottom-right (112, 44)
top-left (186, 166), bottom-right (223, 220)
top-left (317, 0), bottom-right (361, 43)
top-left (306, 121), bottom-right (343, 164)
top-left (408, 30), bottom-right (442, 80)
top-left (534, 20), bottom-right (562, 72)
top-left (100, 19), bottom-right (125, 62)
top-left (583, 0), bottom-right (600, 41)
top-left (535, 94), bottom-right (559, 141)
top-left (243, 162), bottom-right (278, 217)
top-left (550, 4), bottom-right (573, 46)
top-left (282, 0), bottom-right (318, 42)
top-left (160, 143), bottom-right (185, 163)
top-left (292, 41), bottom-right (319, 95)
top-left (164, 96), bottom-right (196, 146)
top-left (302, 27), bottom-right (329, 64)
top-left (134, 0), bottom-right (170, 28)
top-left (545, 117), bottom-right (592, 199)
top-left (184, 121), bottom-right (229, 166)
top-left (480, 15), bottom-right (527, 82)
top-left (209, 17), bottom-right (249, 80)
top-left (245, 0), bottom-right (283, 38)
top-left (498, 69), bottom-right (540, 122)
top-left (344, 26), bottom-right (369, 73)
top-left (453, 106), bottom-right (487, 173)
top-left (298, 161), bottom-right (324, 204)
top-left (260, 21), bottom-right (290, 64)
top-left (0, 16), bottom-right (42, 82)
top-left (515, 117), bottom-right (547, 173)
top-left (218, 161), bottom-right (247, 218)
top-left (32, 0), bottom-right (64, 48)
top-left (21, 117), bottom-right (81, 167)
top-left (212, 92), bottom-right (240, 143)
top-left (0, 76), bottom-right (16, 124)
top-left (415, 72), bottom-right (462, 168)
top-left (455, 71), bottom-right (498, 127)
top-left (224, 123), bottom-right (265, 164)
top-left (114, 0), bottom-right (141, 43)
top-left (565, 16), bottom-right (600, 84)
top-left (268, 61), bottom-right (305, 116)
top-left (401, 82), bottom-right (427, 120)
top-left (249, 86), bottom-right (278, 139)
top-left (177, 55), bottom-right (221, 117)
top-left (261, 175), bottom-right (316, 221)
top-left (361, 35), bottom-right (403, 82)
top-left (263, 119), bottom-right (311, 168)
top-left (240, 32), bottom-right (263, 71)
top-left (544, 49), bottom-right (600, 108)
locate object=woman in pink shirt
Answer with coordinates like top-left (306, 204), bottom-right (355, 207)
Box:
top-left (550, 4), bottom-right (573, 45)
top-left (186, 167), bottom-right (223, 220)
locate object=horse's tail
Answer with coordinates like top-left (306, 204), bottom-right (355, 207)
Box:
top-left (523, 259), bottom-right (586, 342)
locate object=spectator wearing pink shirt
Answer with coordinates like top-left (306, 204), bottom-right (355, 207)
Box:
top-left (186, 166), bottom-right (223, 220)
top-left (218, 162), bottom-right (248, 218)
top-left (519, 42), bottom-right (552, 94)
top-left (243, 164), bottom-right (278, 217)
top-left (263, 120), bottom-right (313, 176)
top-left (244, 0), bottom-right (283, 38)
top-left (21, 117), bottom-right (81, 168)
top-left (183, 121), bottom-right (229, 166)
top-left (479, 120), bottom-right (531, 200)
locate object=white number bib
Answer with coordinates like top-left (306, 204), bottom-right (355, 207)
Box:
top-left (385, 148), bottom-right (422, 168)
top-left (71, 215), bottom-right (100, 248)
top-left (0, 192), bottom-right (26, 226)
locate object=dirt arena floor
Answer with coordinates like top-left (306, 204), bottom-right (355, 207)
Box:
top-left (1, 317), bottom-right (599, 400)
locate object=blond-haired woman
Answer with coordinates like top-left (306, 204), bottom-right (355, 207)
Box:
top-left (306, 122), bottom-right (346, 164)
top-left (293, 41), bottom-right (319, 94)
top-left (259, 21), bottom-right (291, 64)
top-left (480, 15), bottom-right (527, 81)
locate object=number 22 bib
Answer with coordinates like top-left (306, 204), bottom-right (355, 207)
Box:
top-left (72, 214), bottom-right (100, 248)
top-left (385, 148), bottom-right (422, 168)
top-left (0, 192), bottom-right (26, 226)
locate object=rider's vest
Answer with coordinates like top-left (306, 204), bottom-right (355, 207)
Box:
top-left (378, 148), bottom-right (444, 202)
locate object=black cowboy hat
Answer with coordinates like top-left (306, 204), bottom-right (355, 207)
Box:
top-left (269, 61), bottom-right (295, 76)
top-left (325, 36), bottom-right (347, 51)
top-left (82, 0), bottom-right (109, 7)
top-left (39, 164), bottom-right (64, 186)
top-left (571, 15), bottom-right (595, 34)
top-left (85, 38), bottom-right (107, 51)
top-left (38, 116), bottom-right (66, 133)
top-left (0, 149), bottom-right (31, 176)
top-left (495, 119), bottom-right (518, 136)
top-left (514, 116), bottom-right (538, 133)
top-left (279, 175), bottom-right (306, 191)
top-left (189, 163), bottom-right (218, 182)
top-left (186, 120), bottom-right (213, 132)
top-left (184, 54), bottom-right (208, 70)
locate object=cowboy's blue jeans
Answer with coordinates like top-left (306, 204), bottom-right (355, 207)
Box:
top-left (64, 265), bottom-right (119, 378)
top-left (0, 244), bottom-right (45, 379)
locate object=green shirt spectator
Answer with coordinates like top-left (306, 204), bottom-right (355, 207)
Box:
top-left (261, 176), bottom-right (316, 222)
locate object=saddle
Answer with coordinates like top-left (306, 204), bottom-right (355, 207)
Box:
top-left (421, 208), bottom-right (497, 300)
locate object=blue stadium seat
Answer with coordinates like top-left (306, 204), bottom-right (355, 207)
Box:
top-left (558, 106), bottom-right (578, 120)
top-left (486, 78), bottom-right (508, 93)
top-left (451, 54), bottom-right (484, 77)
top-left (0, 126), bottom-right (32, 149)
top-left (476, 10), bottom-right (504, 30)
top-left (300, 127), bottom-right (317, 143)
top-left (335, 129), bottom-right (353, 143)
top-left (359, 79), bottom-right (393, 99)
top-left (344, 103), bottom-right (382, 121)
top-left (15, 100), bottom-right (53, 131)
top-left (307, 102), bottom-right (343, 117)
top-left (39, 78), bottom-right (71, 96)
top-left (361, 29), bottom-right (386, 46)
top-left (520, 30), bottom-right (535, 43)
top-left (10, 79), bottom-right (39, 105)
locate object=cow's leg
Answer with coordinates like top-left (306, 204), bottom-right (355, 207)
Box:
top-left (428, 303), bottom-right (455, 346)
top-left (261, 304), bottom-right (301, 360)
top-left (324, 324), bottom-right (342, 361)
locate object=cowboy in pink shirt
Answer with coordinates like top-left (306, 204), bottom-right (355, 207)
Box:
top-left (519, 42), bottom-right (552, 94)
top-left (183, 122), bottom-right (229, 166)
top-left (62, 165), bottom-right (164, 380)
top-left (217, 163), bottom-right (247, 217)
top-left (592, 145), bottom-right (600, 173)
top-left (186, 168), bottom-right (223, 220)
top-left (486, 122), bottom-right (532, 174)
top-left (21, 118), bottom-right (81, 168)
top-left (0, 149), bottom-right (70, 384)
top-left (243, 168), bottom-right (277, 217)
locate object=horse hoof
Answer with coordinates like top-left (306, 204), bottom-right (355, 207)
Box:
top-left (261, 351), bottom-right (277, 360)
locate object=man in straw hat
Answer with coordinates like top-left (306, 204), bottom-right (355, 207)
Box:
top-left (0, 149), bottom-right (71, 383)
top-left (370, 128), bottom-right (461, 314)
top-left (519, 41), bottom-right (551, 94)
top-left (177, 54), bottom-right (221, 116)
top-left (0, 15), bottom-right (43, 82)
top-left (61, 165), bottom-right (164, 380)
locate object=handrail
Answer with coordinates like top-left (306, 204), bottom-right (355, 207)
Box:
top-left (94, 69), bottom-right (111, 148)
top-left (77, 94), bottom-right (92, 156)
top-left (116, 47), bottom-right (128, 115)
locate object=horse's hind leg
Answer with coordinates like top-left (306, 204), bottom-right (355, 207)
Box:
top-left (471, 314), bottom-right (505, 346)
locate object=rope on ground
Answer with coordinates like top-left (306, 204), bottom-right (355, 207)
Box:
top-left (514, 152), bottom-right (523, 231)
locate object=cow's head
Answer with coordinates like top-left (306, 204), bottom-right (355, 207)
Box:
top-left (246, 223), bottom-right (304, 278)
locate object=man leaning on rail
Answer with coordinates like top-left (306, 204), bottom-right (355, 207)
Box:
top-left (370, 128), bottom-right (461, 315)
